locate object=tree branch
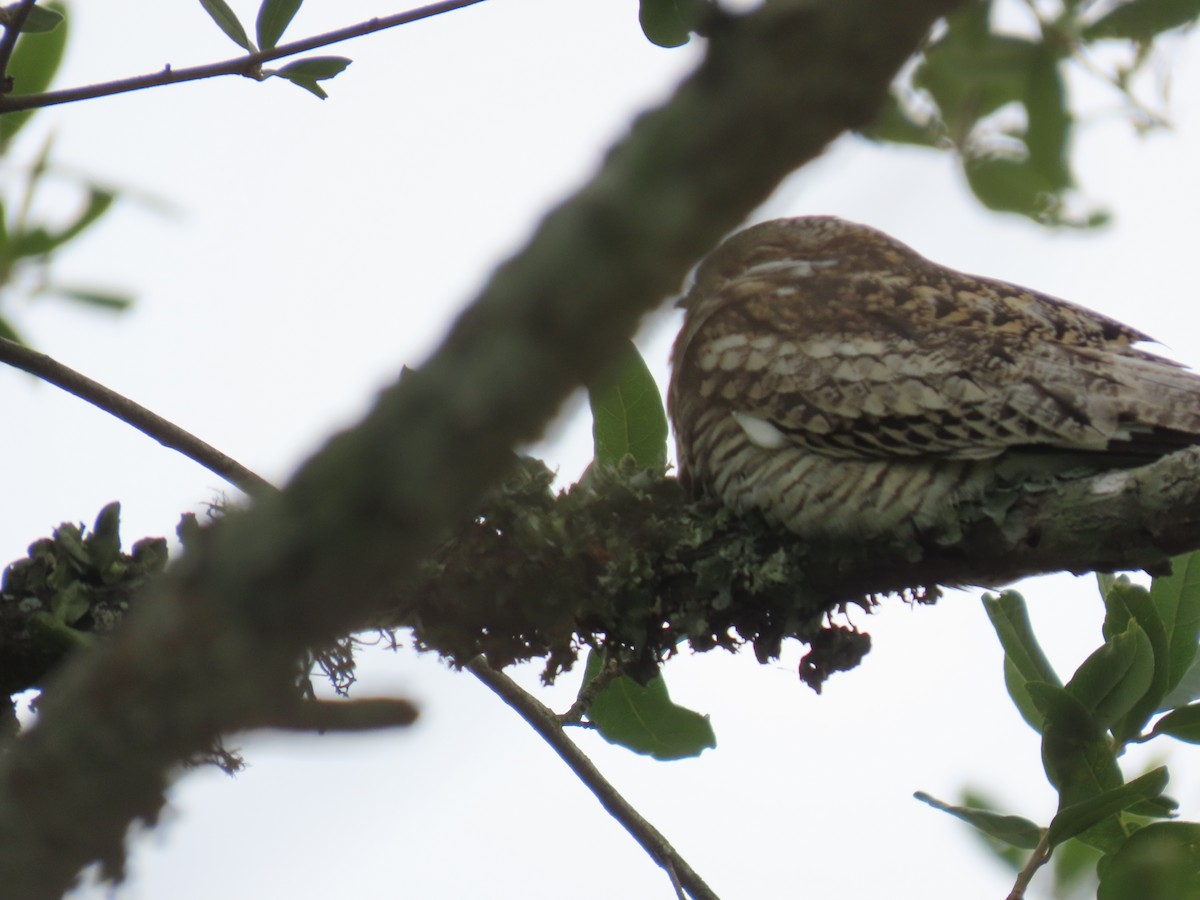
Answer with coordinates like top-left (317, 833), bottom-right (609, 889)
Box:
top-left (0, 1), bottom-right (964, 894)
top-left (0, 0), bottom-right (37, 89)
top-left (0, 0), bottom-right (488, 113)
top-left (0, 336), bottom-right (276, 498)
top-left (467, 657), bottom-right (718, 900)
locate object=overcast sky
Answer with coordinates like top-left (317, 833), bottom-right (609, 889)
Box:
top-left (4, 2), bottom-right (1200, 898)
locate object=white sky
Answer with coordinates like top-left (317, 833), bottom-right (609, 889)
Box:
top-left (3, 1), bottom-right (1200, 898)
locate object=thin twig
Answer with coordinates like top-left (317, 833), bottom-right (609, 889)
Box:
top-left (0, 0), bottom-right (37, 88)
top-left (0, 336), bottom-right (276, 498)
top-left (1007, 832), bottom-right (1053, 900)
top-left (466, 657), bottom-right (720, 900)
top-left (0, 0), bottom-right (488, 114)
top-left (559, 654), bottom-right (623, 725)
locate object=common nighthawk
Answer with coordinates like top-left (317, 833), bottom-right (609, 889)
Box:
top-left (668, 217), bottom-right (1200, 543)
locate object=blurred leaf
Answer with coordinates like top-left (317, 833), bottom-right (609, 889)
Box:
top-left (7, 187), bottom-right (114, 259)
top-left (45, 285), bottom-right (133, 311)
top-left (587, 340), bottom-right (668, 469)
top-left (581, 651), bottom-right (715, 760)
top-left (917, 25), bottom-right (1030, 141)
top-left (1066, 621), bottom-right (1155, 732)
top-left (913, 792), bottom-right (1043, 849)
top-left (0, 0), bottom-right (68, 148)
top-left (1084, 0), bottom-right (1200, 41)
top-left (859, 92), bottom-right (944, 147)
top-left (1050, 837), bottom-right (1103, 897)
top-left (273, 56), bottom-right (351, 99)
top-left (960, 47), bottom-right (1072, 221)
top-left (1162, 657), bottom-right (1200, 709)
top-left (1098, 572), bottom-right (1119, 598)
top-left (915, 3), bottom-right (1079, 224)
top-left (1097, 822), bottom-right (1200, 900)
top-left (198, 0), bottom-right (253, 51)
top-left (2, 3), bottom-right (64, 33)
top-left (256, 0), bottom-right (302, 51)
top-left (638, 0), bottom-right (700, 48)
top-left (1128, 793), bottom-right (1180, 819)
top-left (1047, 767), bottom-right (1169, 848)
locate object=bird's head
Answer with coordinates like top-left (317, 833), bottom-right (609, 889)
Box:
top-left (681, 216), bottom-right (926, 311)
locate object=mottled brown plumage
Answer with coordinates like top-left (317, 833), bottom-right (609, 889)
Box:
top-left (668, 217), bottom-right (1200, 542)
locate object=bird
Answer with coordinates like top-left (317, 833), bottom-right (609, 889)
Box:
top-left (668, 216), bottom-right (1200, 546)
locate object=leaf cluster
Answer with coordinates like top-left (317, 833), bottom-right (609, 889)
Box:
top-left (197, 0), bottom-right (351, 98)
top-left (919, 560), bottom-right (1200, 898)
top-left (864, 0), bottom-right (1200, 226)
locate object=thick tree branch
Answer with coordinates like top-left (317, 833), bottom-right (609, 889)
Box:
top-left (467, 657), bottom-right (718, 900)
top-left (0, 1), bottom-right (963, 894)
top-left (0, 337), bottom-right (275, 497)
top-left (0, 0), bottom-right (488, 113)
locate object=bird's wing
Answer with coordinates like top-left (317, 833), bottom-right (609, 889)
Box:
top-left (674, 297), bottom-right (1200, 463)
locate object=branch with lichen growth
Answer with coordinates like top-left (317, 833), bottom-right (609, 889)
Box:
top-left (394, 446), bottom-right (1200, 691)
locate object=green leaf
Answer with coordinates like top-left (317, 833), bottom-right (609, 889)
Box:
top-left (581, 651), bottom-right (715, 760)
top-left (198, 0), bottom-right (253, 51)
top-left (1004, 655), bottom-right (1047, 733)
top-left (1151, 551), bottom-right (1200, 698)
top-left (1104, 582), bottom-right (1170, 741)
top-left (272, 56), bottom-right (351, 99)
top-left (256, 0), bottom-right (302, 51)
top-left (984, 592), bottom-right (1061, 685)
top-left (637, 0), bottom-right (700, 48)
top-left (587, 340), bottom-right (668, 469)
top-left (274, 56), bottom-right (350, 80)
top-left (1083, 0), bottom-right (1200, 42)
top-left (3, 4), bottom-right (65, 33)
top-left (1029, 682), bottom-right (1126, 851)
top-left (0, 1), bottom-right (68, 148)
top-left (1097, 822), bottom-right (1200, 900)
top-left (1162, 656), bottom-right (1200, 709)
top-left (1047, 767), bottom-right (1169, 848)
top-left (983, 591), bottom-right (1059, 731)
top-left (913, 792), bottom-right (1043, 849)
top-left (1150, 703), bottom-right (1200, 743)
top-left (1066, 621), bottom-right (1155, 732)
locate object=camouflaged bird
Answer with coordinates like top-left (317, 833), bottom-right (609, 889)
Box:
top-left (668, 217), bottom-right (1200, 544)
